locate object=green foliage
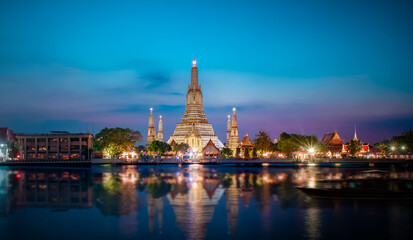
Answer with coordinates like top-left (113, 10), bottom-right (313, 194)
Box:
top-left (374, 140), bottom-right (389, 153)
top-left (93, 176), bottom-right (142, 216)
top-left (219, 173), bottom-right (233, 188)
top-left (95, 127), bottom-right (142, 157)
top-left (277, 132), bottom-right (326, 157)
top-left (221, 147), bottom-right (233, 158)
top-left (7, 140), bottom-right (19, 158)
top-left (253, 131), bottom-right (272, 156)
top-left (391, 131), bottom-right (413, 152)
top-left (146, 178), bottom-right (172, 198)
top-left (173, 143), bottom-right (190, 154)
top-left (347, 139), bottom-right (363, 157)
top-left (147, 140), bottom-right (172, 155)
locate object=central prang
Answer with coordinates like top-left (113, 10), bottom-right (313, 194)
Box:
top-left (168, 59), bottom-right (224, 151)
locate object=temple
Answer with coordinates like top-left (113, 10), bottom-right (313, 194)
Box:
top-left (227, 108), bottom-right (240, 154)
top-left (167, 59), bottom-right (224, 150)
top-left (342, 125), bottom-right (370, 156)
top-left (320, 130), bottom-right (344, 158)
top-left (146, 108), bottom-right (164, 146)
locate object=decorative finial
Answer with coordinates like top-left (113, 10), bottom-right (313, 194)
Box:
top-left (150, 108), bottom-right (153, 112)
top-left (192, 58), bottom-right (196, 66)
top-left (233, 107), bottom-right (236, 113)
top-left (160, 115), bottom-right (162, 119)
top-left (227, 115), bottom-right (230, 120)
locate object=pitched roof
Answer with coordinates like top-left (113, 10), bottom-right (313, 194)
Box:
top-left (202, 139), bottom-right (220, 153)
top-left (321, 131), bottom-right (344, 146)
top-left (239, 134), bottom-right (254, 148)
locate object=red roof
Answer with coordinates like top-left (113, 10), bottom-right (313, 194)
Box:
top-left (239, 134), bottom-right (254, 148)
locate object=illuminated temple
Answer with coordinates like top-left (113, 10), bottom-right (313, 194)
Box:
top-left (167, 59), bottom-right (224, 150)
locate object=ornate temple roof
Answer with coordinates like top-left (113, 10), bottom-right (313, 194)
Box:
top-left (239, 134), bottom-right (254, 148)
top-left (321, 131), bottom-right (344, 146)
top-left (202, 139), bottom-right (220, 154)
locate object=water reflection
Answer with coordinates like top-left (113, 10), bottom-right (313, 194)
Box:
top-left (1, 166), bottom-right (413, 240)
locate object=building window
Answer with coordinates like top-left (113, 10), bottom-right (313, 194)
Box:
top-left (38, 146), bottom-right (47, 151)
top-left (197, 140), bottom-right (200, 146)
top-left (70, 145), bottom-right (80, 150)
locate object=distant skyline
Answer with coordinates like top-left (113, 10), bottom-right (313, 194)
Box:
top-left (0, 0), bottom-right (412, 144)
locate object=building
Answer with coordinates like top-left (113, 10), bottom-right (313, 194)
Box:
top-left (146, 108), bottom-right (164, 145)
top-left (236, 133), bottom-right (255, 159)
top-left (158, 115), bottom-right (164, 142)
top-left (225, 115), bottom-right (231, 147)
top-left (202, 139), bottom-right (221, 156)
top-left (228, 108), bottom-right (240, 154)
top-left (321, 130), bottom-right (344, 158)
top-left (167, 59), bottom-right (224, 150)
top-left (341, 126), bottom-right (370, 157)
top-left (147, 108), bottom-right (157, 146)
top-left (15, 131), bottom-right (93, 161)
top-left (0, 127), bottom-right (17, 144)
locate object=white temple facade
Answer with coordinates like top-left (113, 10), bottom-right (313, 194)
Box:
top-left (167, 59), bottom-right (224, 150)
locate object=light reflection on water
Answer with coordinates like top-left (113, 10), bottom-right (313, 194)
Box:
top-left (0, 165), bottom-right (413, 240)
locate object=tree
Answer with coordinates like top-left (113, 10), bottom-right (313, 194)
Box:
top-left (374, 140), bottom-right (389, 153)
top-left (221, 147), bottom-right (233, 158)
top-left (253, 131), bottom-right (272, 157)
top-left (277, 132), bottom-right (326, 157)
top-left (7, 141), bottom-right (19, 158)
top-left (347, 139), bottom-right (363, 157)
top-left (95, 128), bottom-right (142, 158)
top-left (391, 131), bottom-right (413, 152)
top-left (147, 140), bottom-right (172, 156)
top-left (173, 143), bottom-right (190, 154)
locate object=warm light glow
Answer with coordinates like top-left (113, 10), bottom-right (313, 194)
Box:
top-left (227, 115), bottom-right (230, 120)
top-left (160, 115), bottom-right (162, 119)
top-left (391, 146), bottom-right (396, 151)
top-left (262, 163), bottom-right (270, 167)
top-left (308, 148), bottom-right (315, 154)
top-left (192, 58), bottom-right (196, 66)
top-left (401, 146), bottom-right (406, 150)
top-left (308, 179), bottom-right (316, 188)
top-left (232, 107), bottom-right (236, 112)
top-left (150, 107), bottom-right (153, 112)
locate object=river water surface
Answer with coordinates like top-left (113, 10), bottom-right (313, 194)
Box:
top-left (0, 165), bottom-right (412, 240)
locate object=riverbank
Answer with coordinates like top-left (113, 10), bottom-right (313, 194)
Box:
top-left (0, 158), bottom-right (410, 168)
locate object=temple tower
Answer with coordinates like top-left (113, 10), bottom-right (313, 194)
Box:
top-left (146, 108), bottom-right (157, 146)
top-left (226, 115), bottom-right (231, 147)
top-left (158, 115), bottom-right (164, 142)
top-left (353, 124), bottom-right (358, 140)
top-left (167, 59), bottom-right (224, 149)
top-left (181, 59), bottom-right (208, 123)
top-left (228, 108), bottom-right (239, 153)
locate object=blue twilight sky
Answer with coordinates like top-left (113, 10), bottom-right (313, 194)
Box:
top-left (0, 0), bottom-right (412, 144)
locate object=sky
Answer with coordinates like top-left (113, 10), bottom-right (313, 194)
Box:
top-left (0, 0), bottom-right (412, 144)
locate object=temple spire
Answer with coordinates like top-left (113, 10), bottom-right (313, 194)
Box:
top-left (226, 115), bottom-right (231, 147)
top-left (190, 58), bottom-right (199, 89)
top-left (354, 124), bottom-right (358, 140)
top-left (158, 115), bottom-right (163, 142)
top-left (146, 108), bottom-right (157, 145)
top-left (229, 108), bottom-right (239, 154)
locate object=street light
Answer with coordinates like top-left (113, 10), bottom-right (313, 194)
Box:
top-left (391, 146), bottom-right (396, 151)
top-left (401, 146), bottom-right (406, 151)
